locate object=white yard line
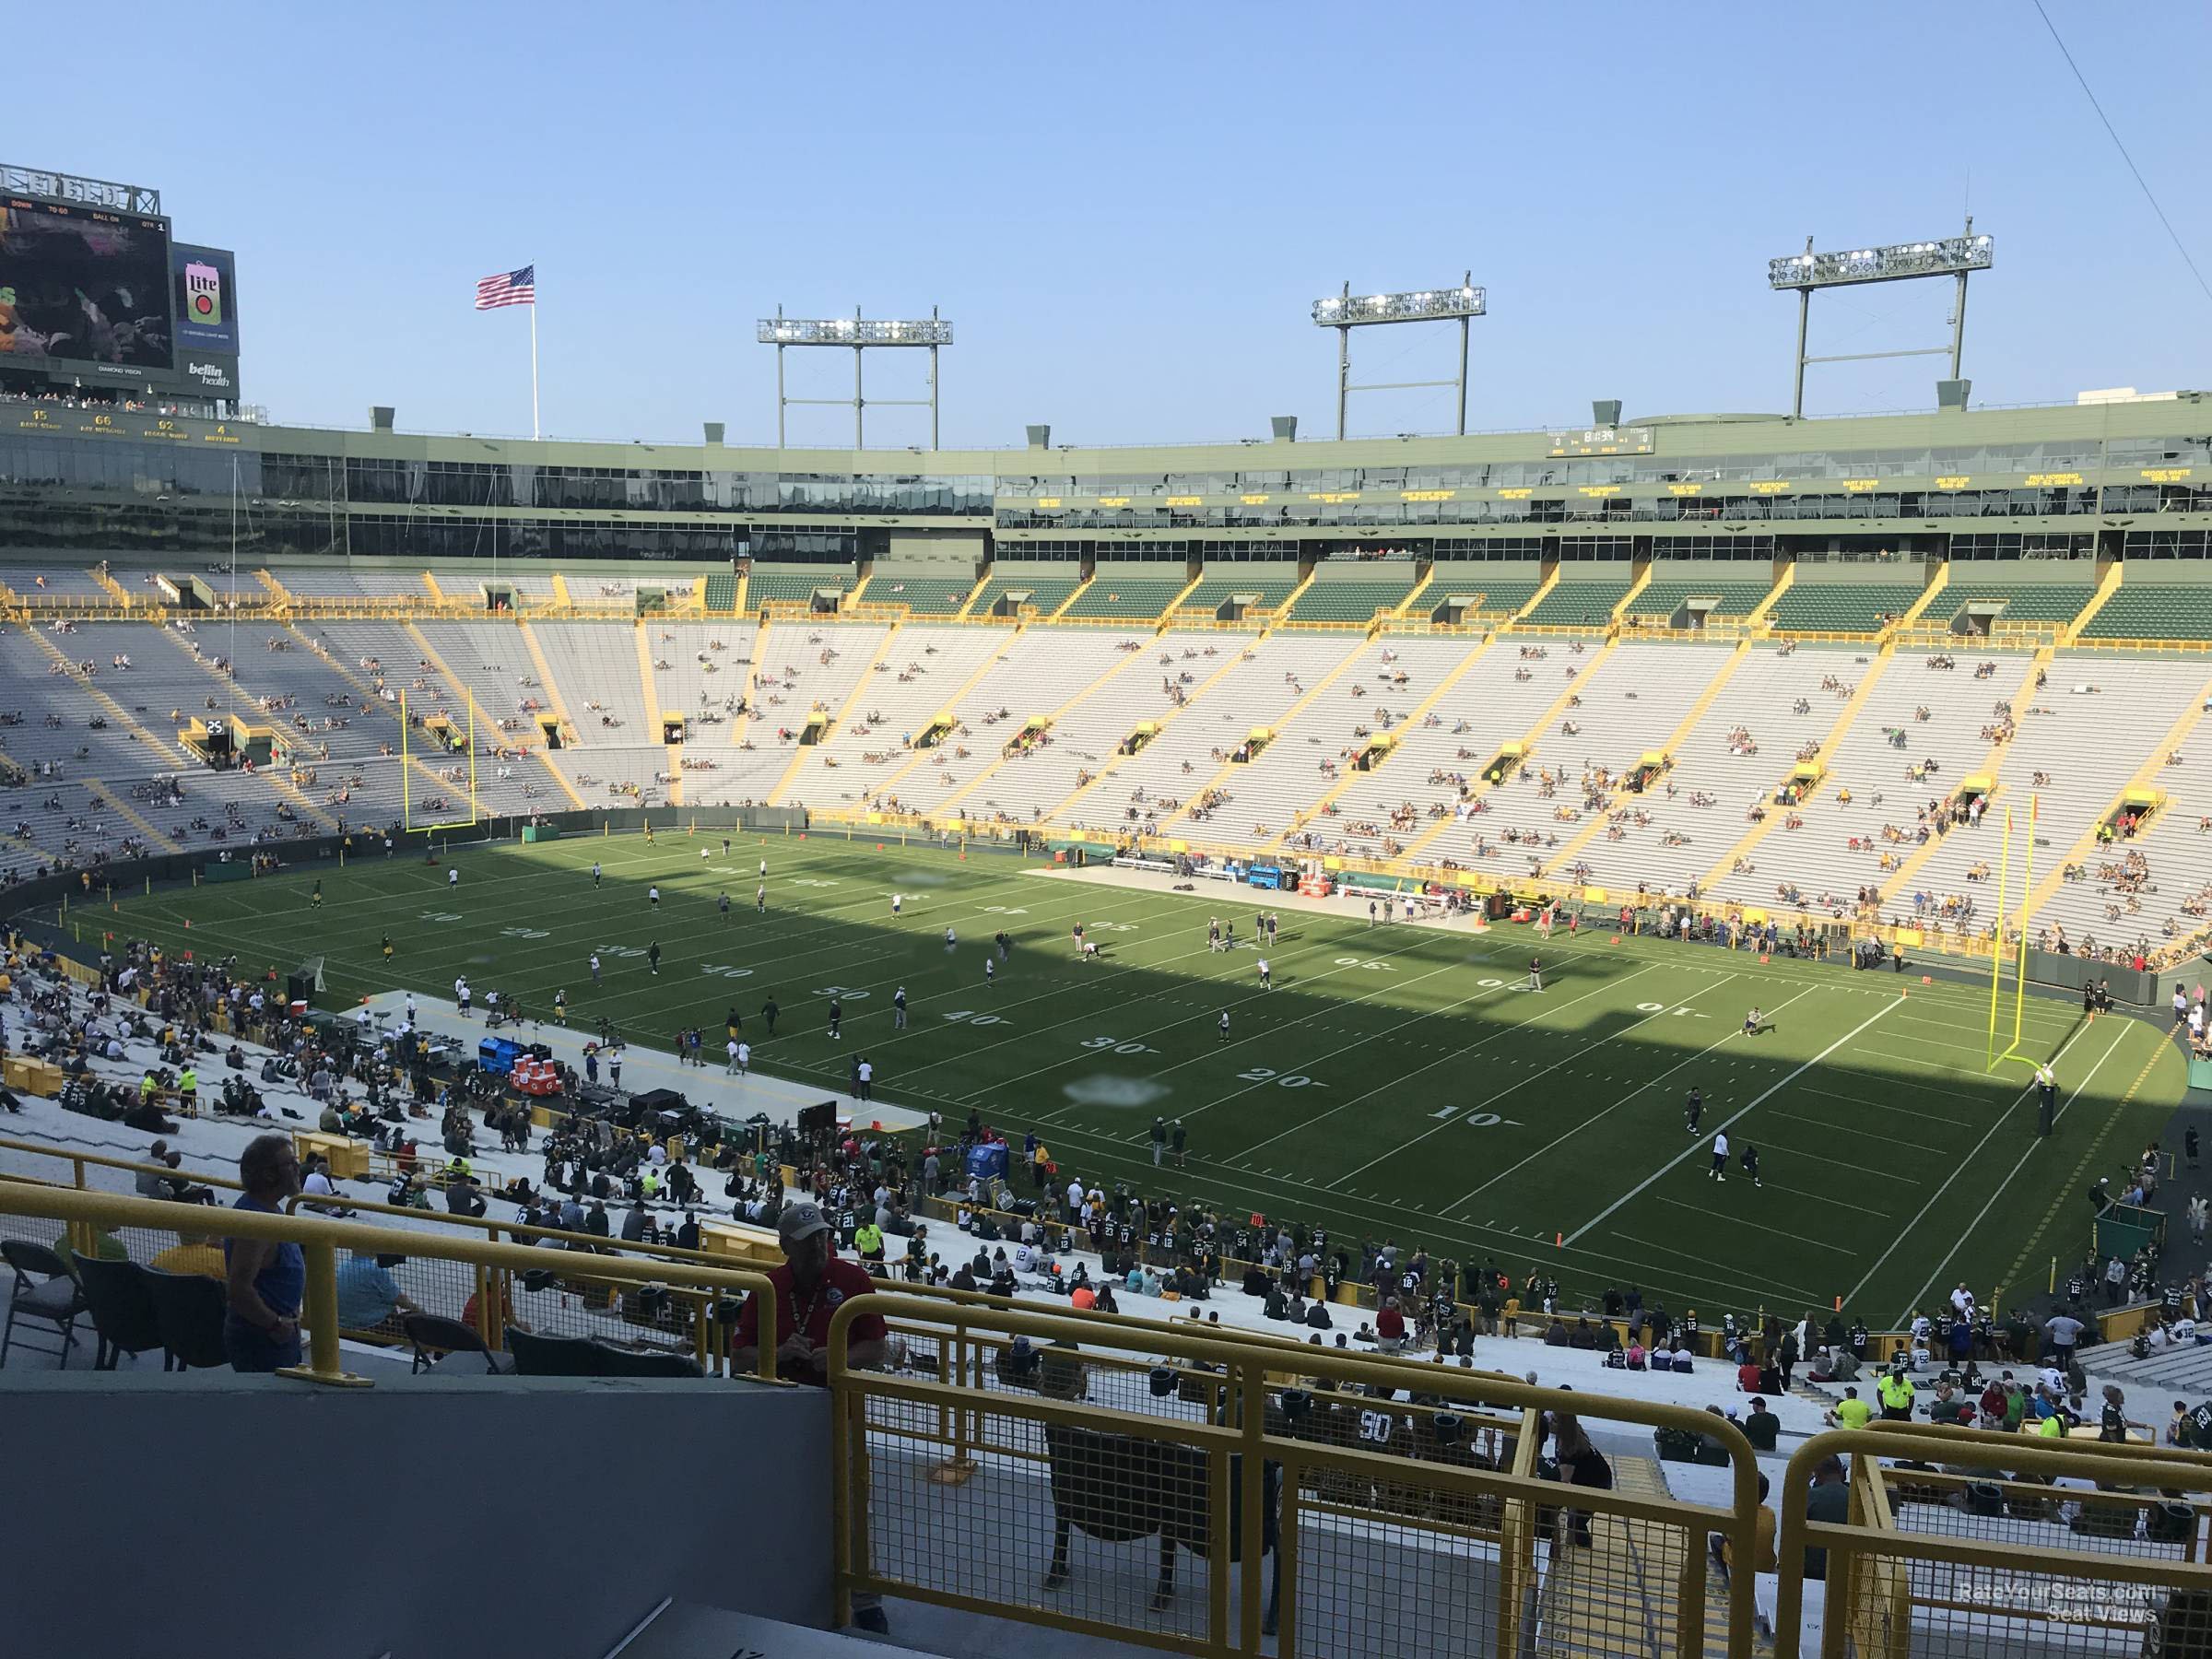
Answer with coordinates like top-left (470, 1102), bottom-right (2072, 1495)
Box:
top-left (1611, 1230), bottom-right (1829, 1306)
top-left (1760, 1180), bottom-right (1895, 1220)
top-left (1882, 1019), bottom-right (2136, 1322)
top-left (1652, 1194), bottom-right (1852, 1255)
top-left (1763, 1108), bottom-right (1951, 1157)
top-left (1432, 976), bottom-right (1813, 1214)
top-left (1839, 1018), bottom-right (2109, 1312)
top-left (1795, 1086), bottom-right (1968, 1127)
top-left (1224, 966), bottom-right (1665, 1164)
top-left (1563, 995), bottom-right (1907, 1246)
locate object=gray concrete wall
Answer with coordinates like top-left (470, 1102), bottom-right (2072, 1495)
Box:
top-left (0, 1371), bottom-right (831, 1659)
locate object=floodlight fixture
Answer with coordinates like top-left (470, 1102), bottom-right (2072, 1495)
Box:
top-left (1310, 273), bottom-right (1486, 439)
top-left (756, 316), bottom-right (955, 347)
top-left (1770, 220), bottom-right (1992, 416)
top-left (1312, 283), bottom-right (1486, 326)
top-left (757, 305), bottom-right (952, 447)
top-left (1767, 234), bottom-right (1992, 290)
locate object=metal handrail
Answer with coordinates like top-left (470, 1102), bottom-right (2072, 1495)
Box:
top-left (827, 1291), bottom-right (1765, 1656)
top-left (0, 1178), bottom-right (782, 1384)
top-left (1772, 1425), bottom-right (2212, 1659)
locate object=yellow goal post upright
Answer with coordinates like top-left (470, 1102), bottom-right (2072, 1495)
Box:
top-left (1984, 793), bottom-right (2038, 1071)
top-left (398, 689), bottom-right (482, 846)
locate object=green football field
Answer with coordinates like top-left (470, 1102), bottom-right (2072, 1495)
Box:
top-left (97, 832), bottom-right (2184, 1328)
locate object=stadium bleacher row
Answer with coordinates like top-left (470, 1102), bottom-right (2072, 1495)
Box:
top-left (2, 561), bottom-right (2208, 966)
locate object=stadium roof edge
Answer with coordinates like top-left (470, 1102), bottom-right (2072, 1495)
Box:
top-left (218, 389), bottom-right (2209, 471)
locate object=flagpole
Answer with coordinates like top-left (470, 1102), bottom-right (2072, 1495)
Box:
top-left (529, 292), bottom-right (540, 441)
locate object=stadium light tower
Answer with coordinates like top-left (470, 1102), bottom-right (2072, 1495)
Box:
top-left (756, 307), bottom-right (953, 449)
top-left (1768, 220), bottom-right (1993, 418)
top-left (1311, 276), bottom-right (1486, 441)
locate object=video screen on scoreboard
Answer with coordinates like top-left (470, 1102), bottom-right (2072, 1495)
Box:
top-left (0, 195), bottom-right (172, 371)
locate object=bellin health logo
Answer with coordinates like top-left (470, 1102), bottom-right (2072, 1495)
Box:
top-left (184, 261), bottom-right (222, 326)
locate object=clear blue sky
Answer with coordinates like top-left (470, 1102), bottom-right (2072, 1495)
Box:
top-left (20, 1), bottom-right (2209, 447)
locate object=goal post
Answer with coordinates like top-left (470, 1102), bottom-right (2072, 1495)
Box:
top-left (400, 689), bottom-right (483, 835)
top-left (1984, 794), bottom-right (2036, 1071)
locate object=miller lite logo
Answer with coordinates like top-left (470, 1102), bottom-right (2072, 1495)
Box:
top-left (184, 261), bottom-right (223, 326)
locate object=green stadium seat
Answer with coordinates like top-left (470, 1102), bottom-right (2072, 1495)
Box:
top-left (1521, 582), bottom-right (1630, 626)
top-left (1288, 585), bottom-right (1404, 622)
top-left (1063, 577), bottom-right (1188, 621)
top-left (1624, 579), bottom-right (1775, 620)
top-left (702, 572), bottom-right (737, 613)
top-left (869, 576), bottom-right (974, 614)
top-left (748, 572), bottom-right (851, 607)
top-left (967, 574), bottom-right (1081, 617)
top-left (1180, 572), bottom-right (1299, 614)
top-left (2077, 584), bottom-right (2212, 641)
top-left (1766, 582), bottom-right (1924, 632)
top-left (1410, 577), bottom-right (1539, 616)
top-left (1941, 585), bottom-right (2094, 627)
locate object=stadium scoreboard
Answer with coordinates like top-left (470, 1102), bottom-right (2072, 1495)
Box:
top-left (0, 165), bottom-right (241, 404)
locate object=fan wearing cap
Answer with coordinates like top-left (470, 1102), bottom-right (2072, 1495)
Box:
top-left (731, 1200), bottom-right (888, 1384)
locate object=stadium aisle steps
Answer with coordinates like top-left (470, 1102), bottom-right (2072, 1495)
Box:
top-left (1925, 655), bottom-right (2212, 940)
top-left (1275, 633), bottom-right (1514, 853)
top-left (1539, 639), bottom-right (1754, 880)
top-left (1875, 648), bottom-right (2051, 906)
top-left (1535, 1453), bottom-right (1717, 1658)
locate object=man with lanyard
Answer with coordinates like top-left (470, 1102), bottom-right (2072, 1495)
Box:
top-left (732, 1202), bottom-right (888, 1383)
top-left (223, 1134), bottom-right (306, 1372)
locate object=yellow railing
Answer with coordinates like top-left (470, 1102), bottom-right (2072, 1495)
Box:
top-left (15, 1171), bottom-right (2210, 1657)
top-left (1774, 1424), bottom-right (2212, 1658)
top-left (828, 1293), bottom-right (1763, 1658)
top-left (2072, 635), bottom-right (2212, 654)
top-left (0, 1177), bottom-right (782, 1383)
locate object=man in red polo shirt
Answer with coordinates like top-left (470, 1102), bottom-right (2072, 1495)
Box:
top-left (731, 1201), bottom-right (889, 1385)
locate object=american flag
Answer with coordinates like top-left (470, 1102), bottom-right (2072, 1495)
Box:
top-left (474, 265), bottom-right (535, 311)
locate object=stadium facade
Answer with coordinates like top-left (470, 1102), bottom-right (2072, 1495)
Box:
top-left (4, 393), bottom-right (2209, 567)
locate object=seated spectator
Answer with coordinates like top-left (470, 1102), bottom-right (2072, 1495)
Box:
top-left (1928, 1381), bottom-right (1974, 1425)
top-left (1543, 1317), bottom-right (1571, 1347)
top-left (1305, 1298), bottom-right (1334, 1331)
top-left (1069, 1282), bottom-right (1096, 1312)
top-left (1737, 1358), bottom-right (1763, 1393)
top-left (56, 1222), bottom-right (129, 1277)
top-left (463, 1278), bottom-right (522, 1337)
top-left (1707, 1472), bottom-right (1780, 1581)
top-left (1801, 1457), bottom-right (1849, 1580)
top-left (151, 1230), bottom-right (226, 1280)
top-left (446, 1173), bottom-right (488, 1218)
top-left (1626, 1339), bottom-right (1648, 1371)
top-left (1743, 1396), bottom-right (1781, 1452)
top-left (1826, 1386), bottom-right (1872, 1430)
top-left (1570, 1317), bottom-right (1597, 1349)
top-left (1377, 1297), bottom-right (1406, 1353)
top-left (300, 1155), bottom-right (354, 1218)
top-left (1670, 1341), bottom-right (1696, 1372)
top-left (334, 1250), bottom-right (418, 1335)
top-left (135, 1143), bottom-right (216, 1206)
